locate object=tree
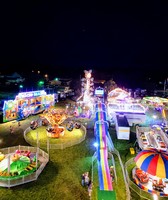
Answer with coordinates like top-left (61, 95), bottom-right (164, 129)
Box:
top-left (104, 79), bottom-right (117, 94)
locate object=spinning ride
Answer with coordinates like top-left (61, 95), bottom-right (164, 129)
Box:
top-left (40, 109), bottom-right (66, 138)
top-left (133, 149), bottom-right (168, 195)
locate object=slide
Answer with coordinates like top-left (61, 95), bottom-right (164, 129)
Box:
top-left (95, 102), bottom-right (113, 191)
top-left (95, 111), bottom-right (107, 122)
top-left (95, 102), bottom-right (106, 112)
top-left (95, 121), bottom-right (113, 191)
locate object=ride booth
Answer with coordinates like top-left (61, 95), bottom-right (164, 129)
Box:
top-left (3, 90), bottom-right (55, 122)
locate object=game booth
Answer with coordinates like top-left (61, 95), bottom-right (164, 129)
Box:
top-left (3, 90), bottom-right (55, 122)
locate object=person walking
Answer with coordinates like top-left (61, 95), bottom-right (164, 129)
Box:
top-left (81, 173), bottom-right (85, 186)
top-left (18, 121), bottom-right (21, 127)
top-left (84, 172), bottom-right (90, 186)
top-left (88, 181), bottom-right (93, 198)
top-left (10, 126), bottom-right (14, 134)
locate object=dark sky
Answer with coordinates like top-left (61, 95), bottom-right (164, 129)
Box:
top-left (0, 1), bottom-right (168, 84)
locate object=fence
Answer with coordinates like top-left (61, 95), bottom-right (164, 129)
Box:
top-left (0, 145), bottom-right (49, 188)
top-left (125, 157), bottom-right (167, 200)
top-left (24, 125), bottom-right (87, 149)
top-left (112, 148), bottom-right (131, 200)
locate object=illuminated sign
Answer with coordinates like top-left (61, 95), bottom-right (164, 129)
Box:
top-left (17, 90), bottom-right (46, 99)
top-left (95, 88), bottom-right (104, 96)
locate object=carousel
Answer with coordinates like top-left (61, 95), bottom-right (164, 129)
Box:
top-left (132, 149), bottom-right (168, 196)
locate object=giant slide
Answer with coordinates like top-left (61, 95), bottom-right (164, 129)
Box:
top-left (94, 103), bottom-right (113, 191)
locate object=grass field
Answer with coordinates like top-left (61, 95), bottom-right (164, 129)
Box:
top-left (0, 99), bottom-right (167, 200)
top-left (26, 126), bottom-right (85, 146)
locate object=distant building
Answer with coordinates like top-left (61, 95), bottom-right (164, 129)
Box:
top-left (0, 72), bottom-right (25, 85)
top-left (46, 77), bottom-right (74, 100)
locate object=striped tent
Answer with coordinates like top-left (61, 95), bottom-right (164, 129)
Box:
top-left (134, 149), bottom-right (168, 178)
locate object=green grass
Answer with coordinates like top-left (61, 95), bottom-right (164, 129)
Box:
top-left (0, 136), bottom-right (95, 200)
top-left (25, 126), bottom-right (85, 147)
top-left (0, 99), bottom-right (166, 200)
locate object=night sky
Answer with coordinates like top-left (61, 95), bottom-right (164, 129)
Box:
top-left (0, 2), bottom-right (168, 86)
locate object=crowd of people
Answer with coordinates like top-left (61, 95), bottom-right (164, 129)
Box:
top-left (81, 172), bottom-right (93, 198)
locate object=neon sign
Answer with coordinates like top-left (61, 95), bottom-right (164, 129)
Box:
top-left (17, 90), bottom-right (46, 99)
top-left (95, 90), bottom-right (104, 95)
top-left (95, 87), bottom-right (104, 96)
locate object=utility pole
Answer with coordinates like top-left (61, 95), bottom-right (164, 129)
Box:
top-left (164, 79), bottom-right (166, 95)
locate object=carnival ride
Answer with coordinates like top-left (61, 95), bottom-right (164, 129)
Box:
top-left (0, 146), bottom-right (49, 188)
top-left (142, 96), bottom-right (168, 126)
top-left (30, 120), bottom-right (39, 130)
top-left (132, 149), bottom-right (168, 195)
top-left (0, 150), bottom-right (38, 179)
top-left (94, 102), bottom-right (115, 197)
top-left (77, 70), bottom-right (94, 108)
top-left (136, 125), bottom-right (168, 151)
top-left (107, 88), bottom-right (146, 140)
top-left (40, 109), bottom-right (66, 138)
top-left (66, 121), bottom-right (81, 131)
top-left (73, 104), bottom-right (92, 118)
top-left (135, 167), bottom-right (149, 184)
top-left (107, 88), bottom-right (133, 103)
top-left (142, 96), bottom-right (168, 109)
top-left (134, 118), bottom-right (168, 195)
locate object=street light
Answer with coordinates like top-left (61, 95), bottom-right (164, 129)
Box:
top-left (19, 84), bottom-right (23, 92)
top-left (38, 81), bottom-right (44, 89)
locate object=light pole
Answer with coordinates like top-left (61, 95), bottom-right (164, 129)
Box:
top-left (36, 131), bottom-right (39, 148)
top-left (38, 81), bottom-right (44, 90)
top-left (19, 84), bottom-right (23, 92)
top-left (91, 151), bottom-right (97, 183)
top-left (47, 137), bottom-right (50, 156)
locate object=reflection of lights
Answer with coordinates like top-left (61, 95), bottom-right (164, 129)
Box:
top-left (107, 103), bottom-right (145, 113)
top-left (86, 72), bottom-right (91, 79)
top-left (88, 102), bottom-right (93, 108)
top-left (152, 115), bottom-right (157, 119)
top-left (8, 102), bottom-right (13, 108)
top-left (93, 142), bottom-right (98, 147)
top-left (153, 194), bottom-right (158, 200)
top-left (0, 139), bottom-right (3, 144)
